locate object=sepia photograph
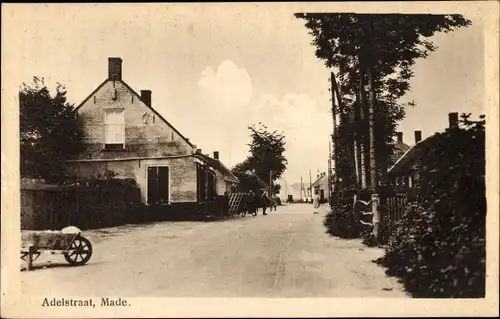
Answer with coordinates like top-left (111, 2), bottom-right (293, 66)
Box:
top-left (1, 2), bottom-right (499, 318)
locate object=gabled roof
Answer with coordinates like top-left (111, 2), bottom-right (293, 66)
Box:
top-left (73, 78), bottom-right (195, 149)
top-left (311, 174), bottom-right (327, 188)
top-left (195, 153), bottom-right (240, 183)
top-left (394, 142), bottom-right (411, 153)
top-left (388, 137), bottom-right (430, 174)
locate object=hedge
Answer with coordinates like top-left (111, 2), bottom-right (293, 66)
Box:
top-left (377, 116), bottom-right (486, 297)
top-left (324, 186), bottom-right (373, 239)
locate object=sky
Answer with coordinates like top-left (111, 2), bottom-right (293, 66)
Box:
top-left (4, 4), bottom-right (486, 186)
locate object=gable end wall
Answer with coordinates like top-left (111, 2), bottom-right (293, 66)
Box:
top-left (76, 80), bottom-right (193, 160)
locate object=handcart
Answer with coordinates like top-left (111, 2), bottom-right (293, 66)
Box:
top-left (21, 226), bottom-right (93, 271)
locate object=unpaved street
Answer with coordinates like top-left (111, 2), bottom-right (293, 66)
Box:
top-left (21, 204), bottom-right (407, 297)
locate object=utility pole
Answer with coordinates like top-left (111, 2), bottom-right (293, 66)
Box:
top-left (309, 170), bottom-right (313, 202)
top-left (300, 176), bottom-right (305, 201)
top-left (330, 71), bottom-right (337, 198)
top-left (330, 72), bottom-right (337, 182)
top-left (328, 140), bottom-right (332, 202)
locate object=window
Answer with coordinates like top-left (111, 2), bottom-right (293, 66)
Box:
top-left (104, 109), bottom-right (125, 150)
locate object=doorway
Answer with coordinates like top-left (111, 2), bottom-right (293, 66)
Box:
top-left (147, 166), bottom-right (170, 205)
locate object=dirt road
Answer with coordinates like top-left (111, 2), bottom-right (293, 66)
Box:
top-left (21, 203), bottom-right (407, 297)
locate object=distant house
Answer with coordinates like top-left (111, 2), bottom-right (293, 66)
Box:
top-left (63, 57), bottom-right (239, 217)
top-left (387, 133), bottom-right (425, 191)
top-left (309, 172), bottom-right (329, 202)
top-left (388, 112), bottom-right (459, 191)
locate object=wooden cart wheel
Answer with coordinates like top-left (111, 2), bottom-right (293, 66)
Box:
top-left (64, 236), bottom-right (93, 266)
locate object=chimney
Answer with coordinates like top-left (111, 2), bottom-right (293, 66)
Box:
top-left (414, 130), bottom-right (422, 143)
top-left (213, 151), bottom-right (219, 160)
top-left (196, 149), bottom-right (202, 154)
top-left (396, 132), bottom-right (403, 144)
top-left (140, 90), bottom-right (152, 107)
top-left (317, 174), bottom-right (320, 178)
top-left (108, 57), bottom-right (123, 81)
top-left (448, 112), bottom-right (459, 129)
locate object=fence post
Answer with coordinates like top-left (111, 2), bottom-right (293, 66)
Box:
top-left (371, 193), bottom-right (380, 241)
top-left (26, 245), bottom-right (36, 271)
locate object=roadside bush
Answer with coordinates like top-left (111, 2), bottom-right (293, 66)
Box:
top-left (324, 186), bottom-right (366, 239)
top-left (377, 115), bottom-right (486, 297)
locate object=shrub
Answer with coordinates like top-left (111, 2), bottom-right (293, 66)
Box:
top-left (377, 114), bottom-right (486, 297)
top-left (324, 185), bottom-right (365, 238)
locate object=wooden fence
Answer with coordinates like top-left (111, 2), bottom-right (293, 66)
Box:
top-left (21, 186), bottom-right (142, 230)
top-left (353, 188), bottom-right (417, 244)
top-left (383, 193), bottom-right (408, 235)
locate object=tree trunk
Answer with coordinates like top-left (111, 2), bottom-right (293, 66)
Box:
top-left (358, 65), bottom-right (367, 189)
top-left (353, 139), bottom-right (360, 185)
top-left (331, 71), bottom-right (350, 188)
top-left (367, 66), bottom-right (377, 190)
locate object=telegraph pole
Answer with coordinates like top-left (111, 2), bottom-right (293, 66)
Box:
top-left (300, 176), bottom-right (304, 201)
top-left (330, 71), bottom-right (337, 187)
top-left (309, 170), bottom-right (313, 202)
top-left (328, 140), bottom-right (332, 202)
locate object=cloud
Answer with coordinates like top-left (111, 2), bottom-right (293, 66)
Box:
top-left (253, 93), bottom-right (331, 146)
top-left (197, 60), bottom-right (253, 110)
top-left (191, 60), bottom-right (255, 166)
top-left (194, 60), bottom-right (332, 183)
top-left (251, 93), bottom-right (332, 183)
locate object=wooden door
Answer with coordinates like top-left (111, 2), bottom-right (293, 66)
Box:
top-left (147, 166), bottom-right (170, 205)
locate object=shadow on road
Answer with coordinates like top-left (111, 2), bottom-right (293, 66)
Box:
top-left (21, 260), bottom-right (103, 272)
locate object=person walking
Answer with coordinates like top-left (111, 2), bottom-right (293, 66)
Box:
top-left (270, 194), bottom-right (278, 211)
top-left (313, 192), bottom-right (321, 214)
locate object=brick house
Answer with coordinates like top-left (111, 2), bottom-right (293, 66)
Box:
top-left (63, 57), bottom-right (239, 217)
top-left (388, 112), bottom-right (459, 191)
top-left (387, 130), bottom-right (424, 191)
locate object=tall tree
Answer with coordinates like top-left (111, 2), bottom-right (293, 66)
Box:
top-left (295, 13), bottom-right (471, 190)
top-left (246, 123), bottom-right (287, 182)
top-left (232, 123), bottom-right (287, 193)
top-left (20, 77), bottom-right (83, 182)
